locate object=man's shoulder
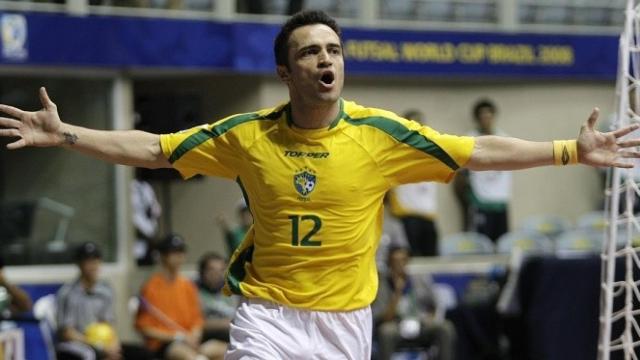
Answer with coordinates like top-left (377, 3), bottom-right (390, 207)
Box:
top-left (343, 100), bottom-right (404, 123)
top-left (211, 103), bottom-right (287, 131)
top-left (56, 280), bottom-right (80, 299)
top-left (94, 280), bottom-right (114, 295)
top-left (141, 272), bottom-right (164, 290)
top-left (177, 275), bottom-right (198, 289)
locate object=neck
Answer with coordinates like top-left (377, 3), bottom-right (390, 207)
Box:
top-left (161, 267), bottom-right (178, 280)
top-left (80, 276), bottom-right (96, 290)
top-left (289, 99), bottom-right (340, 129)
top-left (478, 127), bottom-right (493, 135)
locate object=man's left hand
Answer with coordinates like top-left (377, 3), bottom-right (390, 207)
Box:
top-left (578, 108), bottom-right (640, 168)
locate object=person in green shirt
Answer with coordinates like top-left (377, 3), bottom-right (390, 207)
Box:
top-left (215, 200), bottom-right (252, 258)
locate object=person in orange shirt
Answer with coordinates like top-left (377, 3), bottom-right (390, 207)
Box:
top-left (135, 234), bottom-right (226, 360)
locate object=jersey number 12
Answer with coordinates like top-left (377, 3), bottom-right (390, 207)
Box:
top-left (288, 215), bottom-right (322, 247)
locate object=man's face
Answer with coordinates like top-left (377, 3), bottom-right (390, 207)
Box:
top-left (79, 258), bottom-right (102, 283)
top-left (162, 251), bottom-right (186, 272)
top-left (388, 249), bottom-right (409, 276)
top-left (476, 106), bottom-right (495, 133)
top-left (279, 24), bottom-right (344, 107)
top-left (202, 259), bottom-right (227, 289)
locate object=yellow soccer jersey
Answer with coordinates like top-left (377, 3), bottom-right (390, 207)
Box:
top-left (160, 99), bottom-right (475, 311)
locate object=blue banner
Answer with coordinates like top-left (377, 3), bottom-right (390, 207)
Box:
top-left (0, 11), bottom-right (619, 79)
top-left (342, 28), bottom-right (618, 79)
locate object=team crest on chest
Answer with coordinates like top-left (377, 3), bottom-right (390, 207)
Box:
top-left (294, 167), bottom-right (317, 201)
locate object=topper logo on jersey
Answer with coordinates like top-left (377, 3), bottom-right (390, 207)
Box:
top-left (293, 168), bottom-right (317, 199)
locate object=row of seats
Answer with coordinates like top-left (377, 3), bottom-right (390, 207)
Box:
top-left (88, 0), bottom-right (627, 28)
top-left (283, 0), bottom-right (624, 27)
top-left (440, 211), bottom-right (640, 256)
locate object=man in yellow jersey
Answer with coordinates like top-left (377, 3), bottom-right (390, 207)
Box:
top-left (1, 10), bottom-right (639, 359)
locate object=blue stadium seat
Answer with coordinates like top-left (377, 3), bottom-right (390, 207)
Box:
top-left (496, 229), bottom-right (554, 254)
top-left (439, 232), bottom-right (494, 256)
top-left (576, 211), bottom-right (608, 232)
top-left (520, 214), bottom-right (571, 240)
top-left (555, 229), bottom-right (603, 253)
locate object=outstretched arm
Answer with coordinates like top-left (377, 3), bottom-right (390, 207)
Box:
top-left (0, 87), bottom-right (171, 169)
top-left (465, 108), bottom-right (640, 171)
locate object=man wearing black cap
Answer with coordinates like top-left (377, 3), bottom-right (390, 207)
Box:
top-left (136, 234), bottom-right (226, 360)
top-left (56, 242), bottom-right (152, 360)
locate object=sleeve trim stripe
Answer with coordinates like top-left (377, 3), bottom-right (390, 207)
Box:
top-left (167, 111), bottom-right (272, 164)
top-left (344, 115), bottom-right (460, 171)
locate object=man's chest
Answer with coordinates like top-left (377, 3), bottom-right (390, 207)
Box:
top-left (241, 134), bottom-right (384, 206)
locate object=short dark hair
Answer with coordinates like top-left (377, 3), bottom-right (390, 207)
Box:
top-left (274, 10), bottom-right (342, 68)
top-left (75, 241), bottom-right (102, 262)
top-left (198, 252), bottom-right (225, 278)
top-left (158, 233), bottom-right (187, 254)
top-left (472, 99), bottom-right (497, 120)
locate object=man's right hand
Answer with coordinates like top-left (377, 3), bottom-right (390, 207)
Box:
top-left (0, 87), bottom-right (65, 149)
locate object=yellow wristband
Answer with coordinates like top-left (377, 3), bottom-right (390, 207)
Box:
top-left (552, 140), bottom-right (578, 165)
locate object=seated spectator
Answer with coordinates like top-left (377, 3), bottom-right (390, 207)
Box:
top-left (197, 253), bottom-right (237, 343)
top-left (136, 234), bottom-right (226, 360)
top-left (56, 242), bottom-right (152, 360)
top-left (372, 246), bottom-right (456, 360)
top-left (216, 199), bottom-right (252, 258)
top-left (0, 254), bottom-right (32, 318)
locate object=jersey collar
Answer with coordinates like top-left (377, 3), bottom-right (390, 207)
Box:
top-left (285, 98), bottom-right (345, 131)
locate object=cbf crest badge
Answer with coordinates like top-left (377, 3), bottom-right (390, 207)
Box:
top-left (294, 167), bottom-right (317, 201)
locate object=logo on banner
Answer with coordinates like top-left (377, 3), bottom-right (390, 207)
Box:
top-left (1, 14), bottom-right (28, 61)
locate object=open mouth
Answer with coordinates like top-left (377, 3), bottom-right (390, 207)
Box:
top-left (319, 72), bottom-right (335, 86)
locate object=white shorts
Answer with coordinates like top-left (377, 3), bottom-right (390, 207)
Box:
top-left (224, 298), bottom-right (372, 360)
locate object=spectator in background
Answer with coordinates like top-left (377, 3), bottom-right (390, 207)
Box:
top-left (136, 234), bottom-right (226, 360)
top-left (216, 199), bottom-right (252, 258)
top-left (131, 174), bottom-right (162, 266)
top-left (372, 246), bottom-right (455, 360)
top-left (377, 193), bottom-right (411, 273)
top-left (0, 255), bottom-right (32, 318)
top-left (197, 253), bottom-right (237, 343)
top-left (56, 242), bottom-right (152, 360)
top-left (454, 99), bottom-right (512, 242)
top-left (388, 109), bottom-right (440, 256)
